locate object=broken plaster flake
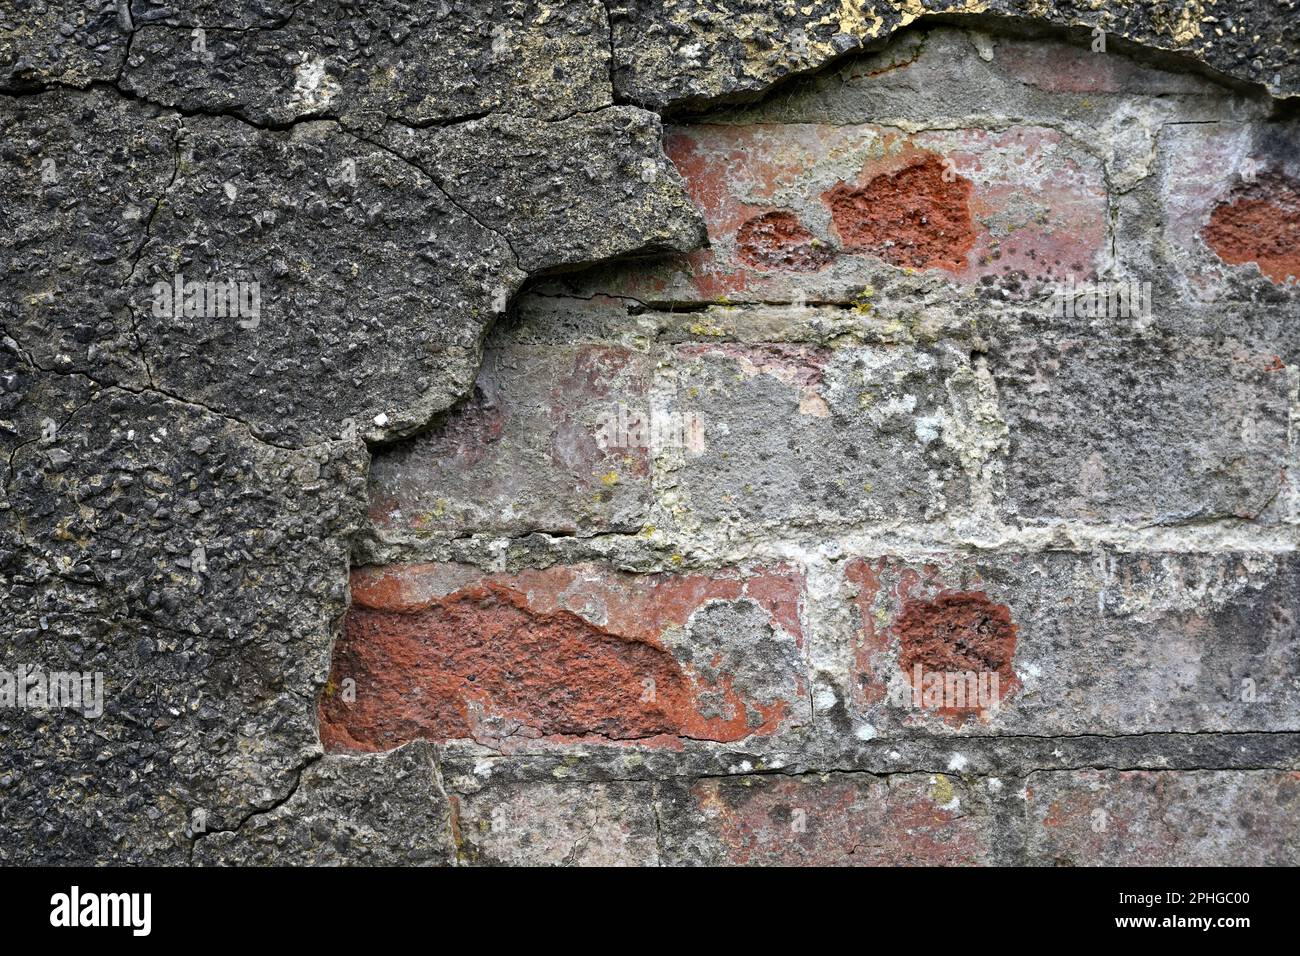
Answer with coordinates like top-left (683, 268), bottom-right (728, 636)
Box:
top-left (854, 723), bottom-right (878, 741)
top-left (290, 57), bottom-right (340, 113)
top-left (373, 412), bottom-right (389, 427)
top-left (1097, 101), bottom-right (1165, 192)
top-left (814, 687), bottom-right (838, 711)
top-left (874, 393), bottom-right (918, 421)
top-left (914, 414), bottom-right (943, 444)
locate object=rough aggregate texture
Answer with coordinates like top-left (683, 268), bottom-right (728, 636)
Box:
top-left (2, 1), bottom-right (1299, 866)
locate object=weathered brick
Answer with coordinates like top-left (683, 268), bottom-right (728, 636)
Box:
top-left (657, 772), bottom-right (992, 866)
top-left (1024, 770), bottom-right (1300, 866)
top-left (997, 36), bottom-right (1222, 95)
top-left (368, 331), bottom-right (651, 536)
top-left (660, 342), bottom-right (973, 527)
top-left (322, 562), bottom-right (808, 751)
top-left (554, 122), bottom-right (1107, 303)
top-left (1157, 122), bottom-right (1300, 299)
top-left (1204, 171), bottom-right (1300, 286)
top-left (455, 781), bottom-right (659, 866)
top-left (843, 551), bottom-right (1300, 737)
top-left (992, 335), bottom-right (1291, 525)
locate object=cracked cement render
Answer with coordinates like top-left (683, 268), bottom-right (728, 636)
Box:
top-left (1, 0), bottom-right (1299, 866)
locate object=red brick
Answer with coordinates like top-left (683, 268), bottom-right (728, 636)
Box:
top-left (735, 210), bottom-right (833, 271)
top-left (321, 562), bottom-right (807, 751)
top-left (824, 155), bottom-right (976, 270)
top-left (589, 123), bottom-right (1108, 302)
top-left (1025, 770), bottom-right (1300, 865)
top-left (847, 558), bottom-right (1019, 726)
top-left (1203, 170), bottom-right (1300, 285)
top-left (659, 773), bottom-right (991, 866)
top-left (1157, 123), bottom-right (1300, 299)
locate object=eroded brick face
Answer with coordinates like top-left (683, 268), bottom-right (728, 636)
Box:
top-left (823, 155), bottom-right (976, 270)
top-left (339, 25), bottom-right (1300, 868)
top-left (657, 773), bottom-right (991, 866)
top-left (1203, 171), bottom-right (1300, 285)
top-left (894, 591), bottom-right (1019, 718)
top-left (322, 563), bottom-right (806, 751)
top-left (735, 210), bottom-right (835, 271)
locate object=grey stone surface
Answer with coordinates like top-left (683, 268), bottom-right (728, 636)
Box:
top-left (0, 88), bottom-right (174, 386)
top-left (377, 107), bottom-right (707, 273)
top-left (130, 112), bottom-right (524, 447)
top-left (0, 32), bottom-right (699, 862)
top-left (121, 0), bottom-right (612, 129)
top-left (0, 340), bottom-right (367, 862)
top-left (194, 742), bottom-right (456, 865)
top-left (840, 550), bottom-right (1300, 738)
top-left (0, 0), bottom-right (130, 89)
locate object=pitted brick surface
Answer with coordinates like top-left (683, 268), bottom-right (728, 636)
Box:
top-left (323, 562), bottom-right (806, 751)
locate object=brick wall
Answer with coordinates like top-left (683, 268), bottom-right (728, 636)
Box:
top-left (6, 1), bottom-right (1295, 869)
top-left (328, 27), bottom-right (1300, 865)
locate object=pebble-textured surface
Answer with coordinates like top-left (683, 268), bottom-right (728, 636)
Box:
top-left (2, 2), bottom-right (1299, 866)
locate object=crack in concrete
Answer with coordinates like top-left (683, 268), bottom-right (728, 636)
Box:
top-left (188, 752), bottom-right (324, 860)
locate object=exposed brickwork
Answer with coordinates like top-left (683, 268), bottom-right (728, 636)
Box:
top-left (824, 155), bottom-right (976, 270)
top-left (735, 210), bottom-right (835, 271)
top-left (4, 0), bottom-right (1300, 873)
top-left (589, 121), bottom-right (1110, 303)
top-left (323, 563), bottom-right (806, 751)
top-left (1203, 171), bottom-right (1300, 285)
top-left (363, 53), bottom-right (1300, 866)
top-left (337, 24), bottom-right (1300, 867)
